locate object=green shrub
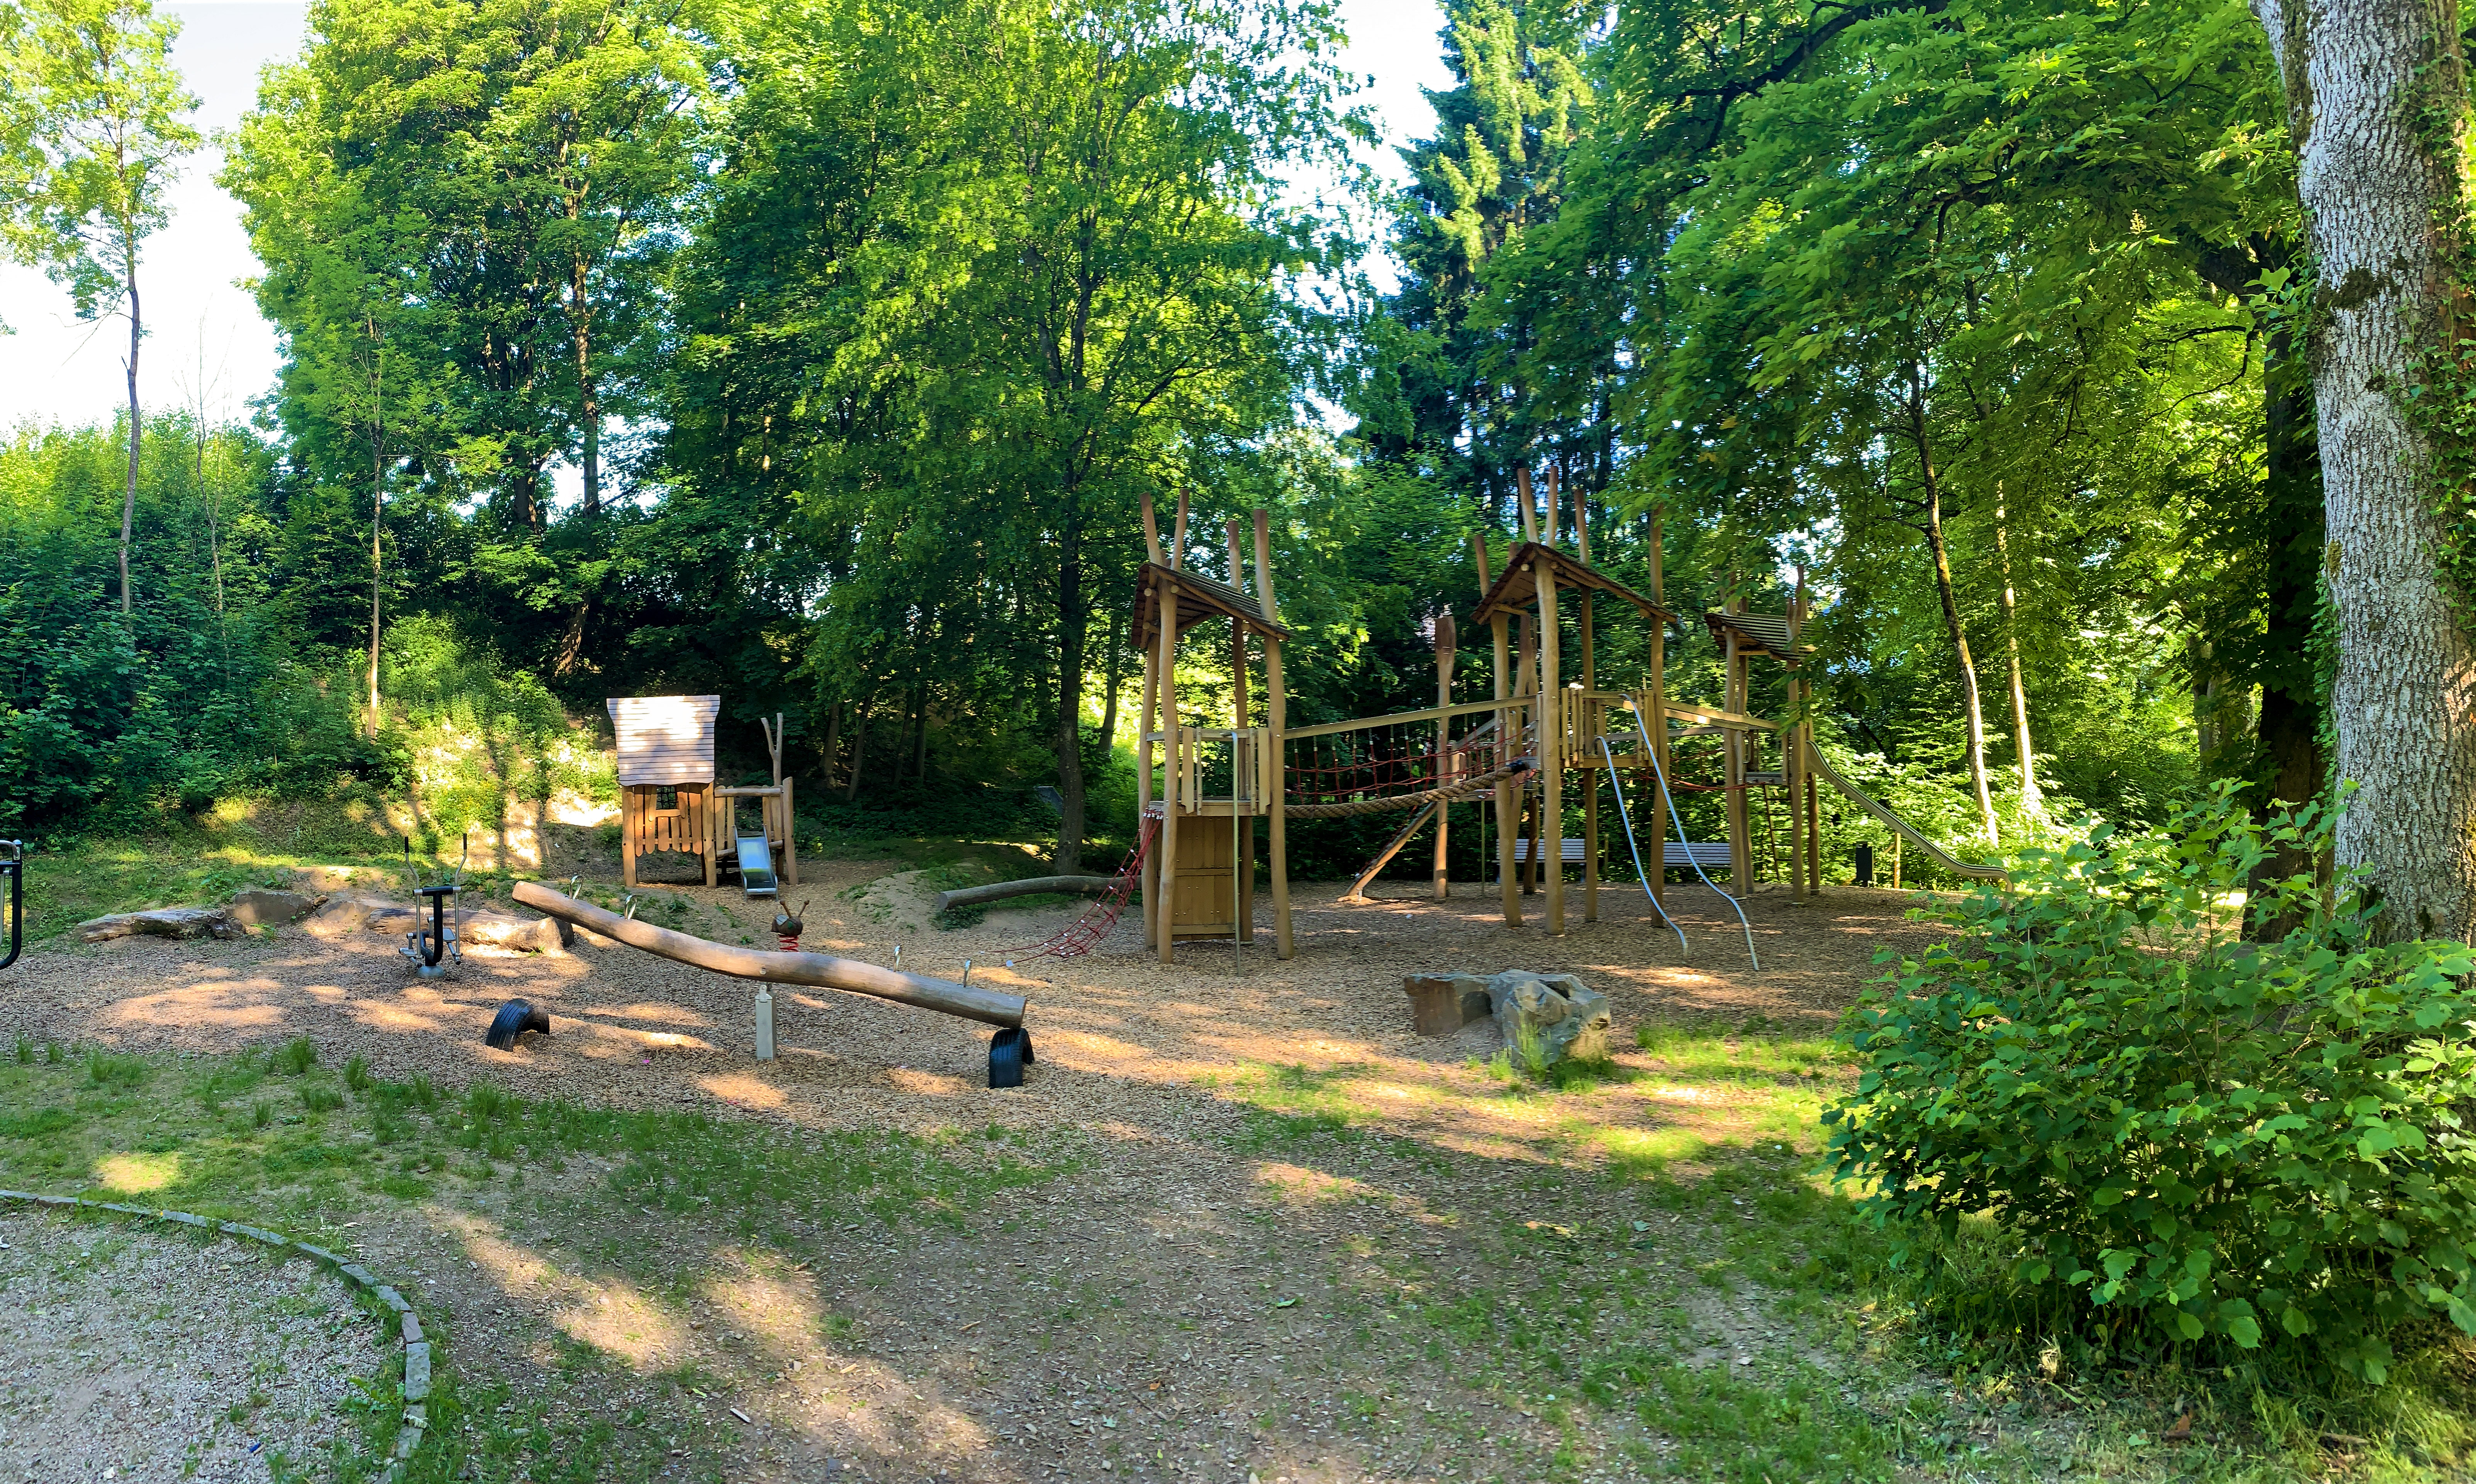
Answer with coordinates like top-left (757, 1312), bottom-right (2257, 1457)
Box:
top-left (274, 1037), bottom-right (317, 1075)
top-left (1825, 784), bottom-right (2476, 1384)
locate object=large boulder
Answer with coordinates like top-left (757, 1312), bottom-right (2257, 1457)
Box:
top-left (1404, 972), bottom-right (1494, 1037)
top-left (457, 911), bottom-right (566, 954)
top-left (302, 896), bottom-right (400, 940)
top-left (1487, 971), bottom-right (1612, 1070)
top-left (226, 889), bottom-right (326, 927)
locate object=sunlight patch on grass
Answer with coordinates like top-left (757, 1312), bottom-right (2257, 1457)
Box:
top-left (92, 1149), bottom-right (181, 1193)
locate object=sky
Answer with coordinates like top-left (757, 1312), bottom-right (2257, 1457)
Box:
top-left (0, 0), bottom-right (1455, 436)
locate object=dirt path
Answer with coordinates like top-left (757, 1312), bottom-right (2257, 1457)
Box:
top-left (1, 864), bottom-right (1959, 1482)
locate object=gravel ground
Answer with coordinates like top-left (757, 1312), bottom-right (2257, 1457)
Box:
top-left (0, 859), bottom-right (1959, 1482)
top-left (0, 854), bottom-right (1939, 1128)
top-left (0, 1210), bottom-right (384, 1483)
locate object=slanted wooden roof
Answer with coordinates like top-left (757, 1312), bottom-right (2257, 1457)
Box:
top-left (1135, 563), bottom-right (1289, 647)
top-left (1704, 609), bottom-right (1815, 664)
top-left (1469, 542), bottom-right (1674, 627)
top-left (607, 695), bottom-right (719, 787)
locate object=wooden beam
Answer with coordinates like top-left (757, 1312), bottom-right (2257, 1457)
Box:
top-left (1539, 558), bottom-right (1564, 935)
top-left (1433, 610), bottom-right (1455, 900)
top-left (1494, 612), bottom-right (1519, 928)
top-left (1142, 488), bottom-right (1164, 566)
top-left (513, 882), bottom-right (1026, 1028)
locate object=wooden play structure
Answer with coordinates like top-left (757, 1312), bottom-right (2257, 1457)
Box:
top-left (609, 696), bottom-right (799, 893)
top-left (1016, 466), bottom-right (1999, 966)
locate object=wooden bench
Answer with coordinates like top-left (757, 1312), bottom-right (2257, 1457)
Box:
top-left (1514, 838), bottom-right (1733, 868)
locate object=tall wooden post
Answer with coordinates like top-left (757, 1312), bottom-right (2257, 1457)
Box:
top-left (1255, 508), bottom-right (1293, 959)
top-left (1156, 574), bottom-right (1181, 966)
top-left (1138, 638), bottom-right (1159, 949)
top-left (1227, 518), bottom-right (1255, 942)
top-left (1725, 610), bottom-right (1751, 897)
top-left (1539, 559), bottom-right (1565, 935)
top-left (1581, 593), bottom-right (1598, 923)
top-left (1647, 508), bottom-right (1669, 903)
top-left (1478, 533), bottom-right (1519, 928)
top-left (1786, 669), bottom-right (1807, 906)
top-left (1433, 610), bottom-right (1455, 900)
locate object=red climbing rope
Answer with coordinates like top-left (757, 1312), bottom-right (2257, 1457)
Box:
top-left (1016, 816), bottom-right (1158, 960)
top-left (1285, 724), bottom-right (1509, 806)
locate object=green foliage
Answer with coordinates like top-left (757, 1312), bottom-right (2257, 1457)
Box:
top-left (0, 0), bottom-right (199, 321)
top-left (274, 1037), bottom-right (317, 1075)
top-left (1828, 786), bottom-right (2476, 1383)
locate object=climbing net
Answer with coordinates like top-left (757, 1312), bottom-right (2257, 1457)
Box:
top-left (1014, 816), bottom-right (1157, 960)
top-left (1283, 719), bottom-right (1521, 818)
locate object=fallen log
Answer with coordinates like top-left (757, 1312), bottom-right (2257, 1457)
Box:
top-left (78, 906), bottom-right (241, 944)
top-left (933, 876), bottom-right (1119, 915)
top-left (511, 880), bottom-right (1025, 1029)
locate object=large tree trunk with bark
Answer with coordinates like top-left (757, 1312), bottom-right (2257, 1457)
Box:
top-left (2253, 0), bottom-right (2476, 939)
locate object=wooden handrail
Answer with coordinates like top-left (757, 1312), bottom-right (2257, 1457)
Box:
top-left (1280, 696), bottom-right (1532, 742)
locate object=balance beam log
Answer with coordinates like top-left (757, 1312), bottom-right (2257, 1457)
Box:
top-left (933, 876), bottom-right (1119, 915)
top-left (511, 881), bottom-right (1026, 1029)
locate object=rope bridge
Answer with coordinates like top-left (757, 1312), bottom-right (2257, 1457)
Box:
top-left (1283, 717), bottom-right (1523, 819)
top-left (1284, 757), bottom-right (1535, 817)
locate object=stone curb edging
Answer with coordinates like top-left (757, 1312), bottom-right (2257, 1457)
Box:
top-left (0, 1189), bottom-right (433, 1479)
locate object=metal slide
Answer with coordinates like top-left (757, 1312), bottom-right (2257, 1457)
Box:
top-left (735, 830), bottom-right (781, 898)
top-left (1801, 745), bottom-right (2008, 882)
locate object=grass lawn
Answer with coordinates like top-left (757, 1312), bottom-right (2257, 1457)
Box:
top-left (7, 829), bottom-right (2476, 1482)
top-left (7, 1020), bottom-right (2466, 1482)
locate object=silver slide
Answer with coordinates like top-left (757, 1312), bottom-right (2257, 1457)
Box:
top-left (1801, 745), bottom-right (2008, 882)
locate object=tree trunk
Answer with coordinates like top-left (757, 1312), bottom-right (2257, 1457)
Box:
top-left (1053, 517), bottom-right (1089, 873)
top-left (120, 269), bottom-right (141, 615)
top-left (1993, 493), bottom-right (2042, 817)
top-left (911, 682), bottom-right (930, 781)
top-left (2252, 0), bottom-right (2476, 939)
top-left (844, 702), bottom-right (870, 803)
top-left (1099, 608), bottom-right (1125, 754)
top-left (820, 702), bottom-right (842, 788)
top-left (1908, 374), bottom-right (2001, 847)
top-left (572, 249), bottom-right (600, 515)
top-left (368, 427), bottom-right (383, 738)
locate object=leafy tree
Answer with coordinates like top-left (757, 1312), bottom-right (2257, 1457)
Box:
top-left (2248, 0), bottom-right (2476, 939)
top-left (0, 0), bottom-right (198, 613)
top-left (667, 0), bottom-right (1360, 869)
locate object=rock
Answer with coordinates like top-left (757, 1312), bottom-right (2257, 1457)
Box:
top-left (302, 896), bottom-right (392, 939)
top-left (225, 889), bottom-right (326, 927)
top-left (1487, 971), bottom-right (1612, 1071)
top-left (76, 906), bottom-right (241, 944)
top-left (457, 911), bottom-right (564, 954)
top-left (1404, 972), bottom-right (1493, 1037)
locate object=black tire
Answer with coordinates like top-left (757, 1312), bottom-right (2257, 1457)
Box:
top-left (486, 999), bottom-right (551, 1050)
top-left (989, 1026), bottom-right (1032, 1088)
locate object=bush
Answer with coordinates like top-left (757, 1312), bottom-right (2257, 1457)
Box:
top-left (1825, 784), bottom-right (2476, 1383)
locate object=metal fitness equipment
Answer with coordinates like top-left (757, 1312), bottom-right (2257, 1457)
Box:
top-left (0, 840), bottom-right (22, 972)
top-left (399, 836), bottom-right (466, 980)
top-left (1625, 700), bottom-right (1760, 971)
top-left (1598, 736), bottom-right (1689, 958)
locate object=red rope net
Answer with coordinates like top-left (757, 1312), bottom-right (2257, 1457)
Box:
top-left (1015, 816), bottom-right (1158, 960)
top-left (1284, 724), bottom-right (1510, 805)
